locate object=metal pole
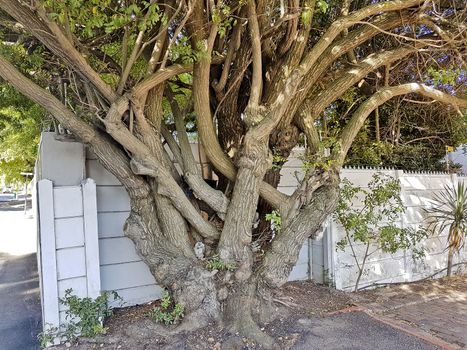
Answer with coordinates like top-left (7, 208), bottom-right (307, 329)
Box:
top-left (24, 177), bottom-right (27, 214)
top-left (20, 172), bottom-right (33, 215)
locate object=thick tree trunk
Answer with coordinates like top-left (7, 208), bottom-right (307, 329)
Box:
top-left (221, 180), bottom-right (340, 346)
top-left (255, 125), bottom-right (301, 243)
top-left (123, 196), bottom-right (220, 327)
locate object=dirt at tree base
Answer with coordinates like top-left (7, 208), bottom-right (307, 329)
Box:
top-left (49, 277), bottom-right (467, 350)
top-left (50, 281), bottom-right (354, 350)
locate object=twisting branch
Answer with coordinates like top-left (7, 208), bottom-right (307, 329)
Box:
top-left (339, 0), bottom-right (357, 63)
top-left (0, 53), bottom-right (150, 200)
top-left (102, 114), bottom-right (221, 240)
top-left (167, 90), bottom-right (230, 216)
top-left (160, 0), bottom-right (192, 69)
top-left (0, 0), bottom-right (117, 102)
top-left (281, 10), bottom-right (420, 128)
top-left (213, 11), bottom-right (244, 94)
top-left (133, 56), bottom-right (224, 101)
top-left (116, 10), bottom-right (152, 94)
top-left (284, 0), bottom-right (315, 66)
top-left (300, 0), bottom-right (424, 74)
top-left (298, 0), bottom-right (424, 76)
top-left (143, 0), bottom-right (185, 74)
top-left (337, 83), bottom-right (467, 164)
top-left (190, 0), bottom-right (289, 209)
top-left (296, 45), bottom-right (423, 133)
top-left (246, 0), bottom-right (263, 112)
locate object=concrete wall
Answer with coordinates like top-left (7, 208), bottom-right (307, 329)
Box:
top-left (329, 169), bottom-right (467, 291)
top-left (278, 152), bottom-right (467, 290)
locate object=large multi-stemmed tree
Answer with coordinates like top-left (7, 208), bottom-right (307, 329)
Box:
top-left (0, 0), bottom-right (466, 345)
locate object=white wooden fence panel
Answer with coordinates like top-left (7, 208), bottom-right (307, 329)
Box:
top-left (288, 242), bottom-right (310, 281)
top-left (99, 237), bottom-right (141, 265)
top-left (37, 180), bottom-right (60, 341)
top-left (58, 277), bottom-right (88, 299)
top-left (86, 159), bottom-right (121, 186)
top-left (58, 277), bottom-right (88, 311)
top-left (100, 261), bottom-right (157, 291)
top-left (53, 187), bottom-right (83, 218)
top-left (37, 170), bottom-right (101, 344)
top-left (56, 247), bottom-right (86, 280)
top-left (83, 179), bottom-right (101, 298)
top-left (108, 285), bottom-right (163, 307)
top-left (97, 212), bottom-right (128, 238)
top-left (96, 186), bottom-right (130, 212)
top-left (55, 217), bottom-right (84, 249)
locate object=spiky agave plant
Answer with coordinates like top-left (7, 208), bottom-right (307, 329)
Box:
top-left (424, 182), bottom-right (467, 276)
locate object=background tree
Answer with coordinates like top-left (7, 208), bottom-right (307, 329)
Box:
top-left (0, 41), bottom-right (49, 184)
top-left (343, 63), bottom-right (467, 171)
top-left (0, 0), bottom-right (466, 346)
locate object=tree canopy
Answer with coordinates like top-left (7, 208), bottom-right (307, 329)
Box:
top-left (0, 0), bottom-right (466, 345)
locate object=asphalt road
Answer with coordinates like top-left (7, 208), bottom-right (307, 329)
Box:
top-left (0, 203), bottom-right (41, 350)
top-left (293, 312), bottom-right (441, 350)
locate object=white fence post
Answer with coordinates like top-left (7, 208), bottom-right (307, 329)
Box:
top-left (37, 179), bottom-right (60, 343)
top-left (82, 179), bottom-right (101, 298)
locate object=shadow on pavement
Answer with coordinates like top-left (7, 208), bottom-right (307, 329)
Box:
top-left (0, 199), bottom-right (32, 212)
top-left (0, 252), bottom-right (42, 350)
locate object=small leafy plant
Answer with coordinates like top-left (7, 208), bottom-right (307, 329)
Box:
top-left (266, 210), bottom-right (282, 233)
top-left (205, 254), bottom-right (237, 271)
top-left (147, 291), bottom-right (184, 325)
top-left (334, 173), bottom-right (427, 291)
top-left (37, 289), bottom-right (121, 348)
top-left (60, 289), bottom-right (121, 339)
top-left (37, 324), bottom-right (59, 348)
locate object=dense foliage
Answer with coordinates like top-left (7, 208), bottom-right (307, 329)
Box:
top-left (0, 84), bottom-right (45, 183)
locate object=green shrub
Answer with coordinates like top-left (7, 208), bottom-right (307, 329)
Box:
top-left (37, 289), bottom-right (121, 348)
top-left (205, 254), bottom-right (237, 271)
top-left (334, 173), bottom-right (427, 291)
top-left (147, 291), bottom-right (184, 325)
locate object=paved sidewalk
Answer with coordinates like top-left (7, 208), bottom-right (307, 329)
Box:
top-left (355, 275), bottom-right (467, 349)
top-left (0, 203), bottom-right (41, 350)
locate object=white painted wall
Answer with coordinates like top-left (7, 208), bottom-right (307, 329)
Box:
top-left (36, 133), bottom-right (467, 339)
top-left (306, 168), bottom-right (466, 291)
